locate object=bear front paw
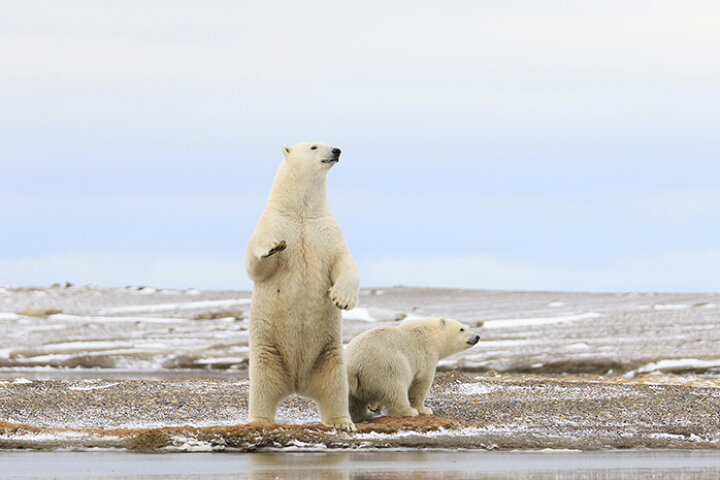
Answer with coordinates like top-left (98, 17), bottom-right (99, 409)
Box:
top-left (417, 406), bottom-right (433, 416)
top-left (328, 284), bottom-right (357, 310)
top-left (259, 240), bottom-right (287, 259)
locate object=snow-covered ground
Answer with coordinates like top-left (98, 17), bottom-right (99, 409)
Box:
top-left (0, 285), bottom-right (719, 378)
top-left (1, 285), bottom-right (720, 452)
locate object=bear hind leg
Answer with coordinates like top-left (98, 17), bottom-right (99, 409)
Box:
top-left (381, 383), bottom-right (419, 418)
top-left (249, 345), bottom-right (291, 423)
top-left (408, 375), bottom-right (434, 416)
top-left (349, 395), bottom-right (376, 423)
top-left (305, 347), bottom-right (356, 431)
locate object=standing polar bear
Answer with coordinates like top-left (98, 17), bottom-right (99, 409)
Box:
top-left (246, 142), bottom-right (359, 431)
top-left (346, 317), bottom-right (480, 422)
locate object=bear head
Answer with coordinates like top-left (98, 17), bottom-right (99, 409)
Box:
top-left (281, 142), bottom-right (341, 175)
top-left (437, 317), bottom-right (481, 358)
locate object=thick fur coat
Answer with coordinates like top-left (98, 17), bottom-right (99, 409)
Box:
top-left (346, 317), bottom-right (480, 422)
top-left (246, 142), bottom-right (359, 431)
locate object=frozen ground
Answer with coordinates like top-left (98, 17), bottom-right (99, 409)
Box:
top-left (1, 285), bottom-right (719, 378)
top-left (1, 372), bottom-right (719, 451)
top-left (1, 285), bottom-right (719, 452)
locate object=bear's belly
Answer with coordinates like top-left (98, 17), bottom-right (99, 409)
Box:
top-left (248, 219), bottom-right (345, 378)
top-left (249, 263), bottom-right (342, 377)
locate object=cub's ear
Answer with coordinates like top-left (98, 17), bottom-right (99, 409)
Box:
top-left (282, 146), bottom-right (291, 156)
top-left (439, 318), bottom-right (447, 327)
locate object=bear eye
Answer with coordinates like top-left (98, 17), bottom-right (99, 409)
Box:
top-left (460, 328), bottom-right (465, 332)
top-left (310, 146), bottom-right (318, 150)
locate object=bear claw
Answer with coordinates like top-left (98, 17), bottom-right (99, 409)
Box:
top-left (328, 284), bottom-right (357, 311)
top-left (324, 418), bottom-right (357, 432)
top-left (261, 240), bottom-right (287, 258)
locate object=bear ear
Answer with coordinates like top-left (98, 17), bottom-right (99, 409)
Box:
top-left (282, 146), bottom-right (291, 156)
top-left (439, 318), bottom-right (447, 327)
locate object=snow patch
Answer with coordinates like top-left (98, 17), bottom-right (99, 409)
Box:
top-left (343, 307), bottom-right (424, 323)
top-left (455, 382), bottom-right (498, 396)
top-left (68, 382), bottom-right (120, 391)
top-left (482, 312), bottom-right (603, 329)
top-left (0, 377), bottom-right (33, 385)
top-left (166, 436), bottom-right (220, 452)
top-left (24, 324), bottom-right (67, 332)
top-left (694, 302), bottom-right (716, 309)
top-left (476, 339), bottom-right (533, 348)
top-left (98, 298), bottom-right (251, 315)
top-left (48, 313), bottom-right (187, 323)
top-left (653, 304), bottom-right (689, 310)
top-left (632, 358), bottom-right (720, 375)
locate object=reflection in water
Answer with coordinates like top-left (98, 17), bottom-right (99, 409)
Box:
top-left (250, 453), bottom-right (350, 480)
top-left (2, 450), bottom-right (720, 479)
top-left (248, 451), bottom-right (720, 480)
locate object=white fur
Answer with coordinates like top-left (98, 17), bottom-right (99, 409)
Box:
top-left (246, 142), bottom-right (359, 431)
top-left (346, 317), bottom-right (480, 422)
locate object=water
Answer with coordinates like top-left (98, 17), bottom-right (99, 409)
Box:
top-left (2, 451), bottom-right (720, 479)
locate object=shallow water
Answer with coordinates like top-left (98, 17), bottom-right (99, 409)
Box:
top-left (2, 451), bottom-right (720, 479)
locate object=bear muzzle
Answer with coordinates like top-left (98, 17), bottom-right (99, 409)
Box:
top-left (467, 335), bottom-right (480, 346)
top-left (322, 148), bottom-right (341, 164)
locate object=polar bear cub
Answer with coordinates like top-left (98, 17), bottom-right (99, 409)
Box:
top-left (246, 142), bottom-right (359, 431)
top-left (346, 317), bottom-right (480, 422)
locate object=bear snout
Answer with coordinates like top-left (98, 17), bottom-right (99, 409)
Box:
top-left (322, 148), bottom-right (341, 164)
top-left (467, 334), bottom-right (480, 346)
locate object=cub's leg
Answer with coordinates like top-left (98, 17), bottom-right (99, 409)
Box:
top-left (305, 346), bottom-right (356, 431)
top-left (408, 375), bottom-right (434, 415)
top-left (349, 395), bottom-right (375, 423)
top-left (248, 344), bottom-right (291, 423)
top-left (381, 381), bottom-right (419, 418)
top-left (372, 359), bottom-right (418, 418)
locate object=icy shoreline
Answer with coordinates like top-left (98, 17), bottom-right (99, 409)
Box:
top-left (1, 373), bottom-right (719, 452)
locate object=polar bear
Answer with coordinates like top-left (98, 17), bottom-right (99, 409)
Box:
top-left (245, 142), bottom-right (359, 431)
top-left (346, 317), bottom-right (480, 422)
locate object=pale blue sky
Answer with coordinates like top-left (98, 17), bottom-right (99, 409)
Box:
top-left (1, 1), bottom-right (719, 292)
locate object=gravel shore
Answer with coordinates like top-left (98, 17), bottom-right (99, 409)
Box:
top-left (2, 372), bottom-right (719, 451)
top-left (2, 286), bottom-right (719, 452)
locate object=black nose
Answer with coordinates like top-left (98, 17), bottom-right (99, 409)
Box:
top-left (469, 335), bottom-right (480, 345)
top-left (332, 148), bottom-right (341, 156)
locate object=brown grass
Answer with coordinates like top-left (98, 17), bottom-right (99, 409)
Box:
top-left (0, 415), bottom-right (482, 451)
top-left (193, 310), bottom-right (245, 321)
top-left (18, 307), bottom-right (63, 317)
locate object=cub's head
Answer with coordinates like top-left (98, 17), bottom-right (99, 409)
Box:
top-left (437, 317), bottom-right (481, 358)
top-left (281, 142), bottom-right (341, 174)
